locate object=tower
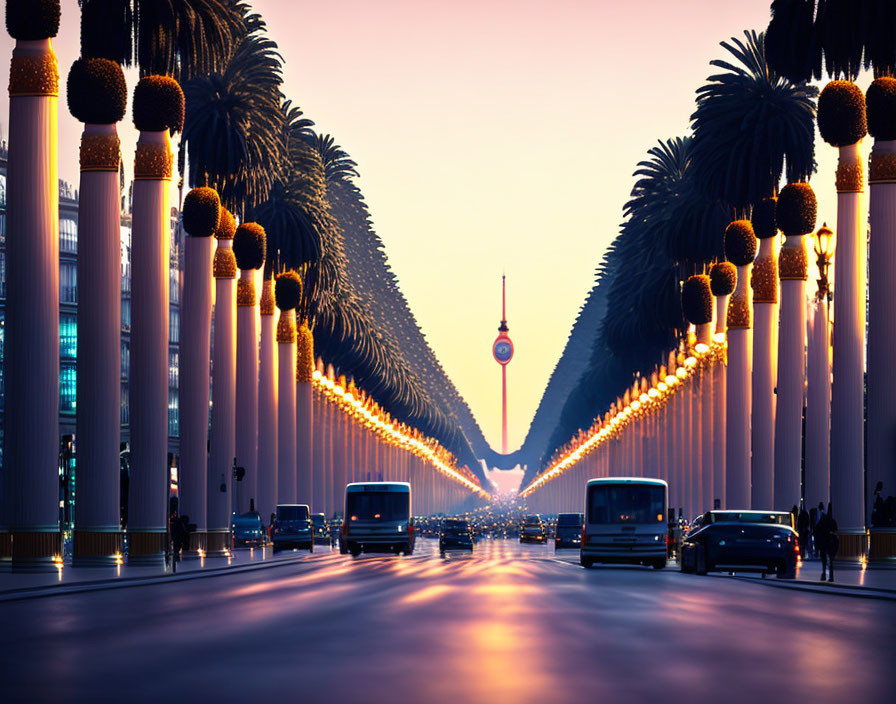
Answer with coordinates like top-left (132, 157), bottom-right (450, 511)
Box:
top-left (492, 275), bottom-right (514, 454)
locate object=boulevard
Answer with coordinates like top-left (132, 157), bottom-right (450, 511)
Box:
top-left (1, 539), bottom-right (892, 704)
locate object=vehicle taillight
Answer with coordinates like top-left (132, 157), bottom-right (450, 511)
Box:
top-left (409, 524), bottom-right (414, 539)
top-left (581, 527), bottom-right (588, 545)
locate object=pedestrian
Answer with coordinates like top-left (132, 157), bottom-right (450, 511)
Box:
top-left (171, 514), bottom-right (186, 562)
top-left (269, 512), bottom-right (277, 543)
top-left (809, 506), bottom-right (818, 557)
top-left (797, 505), bottom-right (810, 559)
top-left (180, 515), bottom-right (192, 554)
top-left (815, 502), bottom-right (838, 582)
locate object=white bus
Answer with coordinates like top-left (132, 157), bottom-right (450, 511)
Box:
top-left (341, 482), bottom-right (414, 557)
top-left (580, 478), bottom-right (668, 569)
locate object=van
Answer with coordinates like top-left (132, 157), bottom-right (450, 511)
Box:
top-left (342, 482), bottom-right (414, 557)
top-left (580, 478), bottom-right (668, 569)
top-left (271, 504), bottom-right (313, 553)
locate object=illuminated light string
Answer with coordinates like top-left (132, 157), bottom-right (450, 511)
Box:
top-left (519, 338), bottom-right (726, 497)
top-left (311, 369), bottom-right (490, 498)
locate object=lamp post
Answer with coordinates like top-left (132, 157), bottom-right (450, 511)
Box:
top-left (806, 225), bottom-right (834, 515)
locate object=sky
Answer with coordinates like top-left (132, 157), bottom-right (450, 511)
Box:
top-left (0, 0), bottom-right (857, 461)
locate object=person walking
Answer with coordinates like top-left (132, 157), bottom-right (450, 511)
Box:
top-left (815, 502), bottom-right (839, 582)
top-left (809, 506), bottom-right (818, 557)
top-left (797, 505), bottom-right (810, 559)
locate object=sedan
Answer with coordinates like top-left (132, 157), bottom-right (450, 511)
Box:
top-left (680, 510), bottom-right (799, 578)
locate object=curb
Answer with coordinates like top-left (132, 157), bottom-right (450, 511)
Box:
top-left (0, 554), bottom-right (314, 603)
top-left (726, 574), bottom-right (896, 602)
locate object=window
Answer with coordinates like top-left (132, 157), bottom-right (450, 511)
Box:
top-left (0, 250), bottom-right (5, 298)
top-left (0, 310), bottom-right (5, 408)
top-left (587, 484), bottom-right (665, 525)
top-left (120, 383), bottom-right (129, 426)
top-left (60, 363), bottom-right (76, 415)
top-left (0, 173), bottom-right (6, 208)
top-left (169, 308), bottom-right (179, 345)
top-left (60, 314), bottom-right (77, 360)
top-left (168, 388), bottom-right (178, 437)
top-left (60, 217), bottom-right (77, 254)
top-left (60, 262), bottom-right (77, 304)
top-left (121, 298), bottom-right (130, 332)
top-left (169, 267), bottom-right (180, 305)
top-left (121, 341), bottom-right (129, 380)
top-left (120, 226), bottom-right (131, 294)
top-left (168, 349), bottom-right (178, 389)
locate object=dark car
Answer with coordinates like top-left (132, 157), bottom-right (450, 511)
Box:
top-left (311, 513), bottom-right (331, 545)
top-left (231, 511), bottom-right (265, 548)
top-left (554, 512), bottom-right (583, 549)
top-left (520, 515), bottom-right (547, 544)
top-left (271, 504), bottom-right (314, 553)
top-left (440, 518), bottom-right (473, 555)
top-left (680, 510), bottom-right (799, 578)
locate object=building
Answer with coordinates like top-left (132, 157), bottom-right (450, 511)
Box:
top-left (0, 142), bottom-right (183, 530)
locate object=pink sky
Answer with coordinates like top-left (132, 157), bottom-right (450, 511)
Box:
top-left (0, 1), bottom-right (849, 460)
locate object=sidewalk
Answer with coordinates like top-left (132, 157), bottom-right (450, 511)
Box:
top-left (0, 545), bottom-right (330, 602)
top-left (729, 556), bottom-right (896, 600)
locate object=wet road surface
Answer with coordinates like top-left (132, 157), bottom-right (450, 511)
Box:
top-left (1, 539), bottom-right (892, 703)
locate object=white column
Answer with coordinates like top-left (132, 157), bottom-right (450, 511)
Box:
top-left (207, 238), bottom-right (236, 557)
top-left (805, 297), bottom-right (830, 510)
top-left (74, 123), bottom-right (122, 566)
top-left (713, 293), bottom-right (729, 508)
top-left (277, 310), bottom-right (297, 505)
top-left (235, 270), bottom-right (259, 514)
top-left (726, 264), bottom-right (753, 509)
top-left (868, 138), bottom-right (896, 559)
top-left (180, 234), bottom-right (215, 555)
top-left (751, 236), bottom-right (779, 509)
top-left (830, 142), bottom-right (867, 557)
top-left (4, 37), bottom-right (60, 571)
top-left (128, 130), bottom-right (171, 566)
top-left (257, 279), bottom-right (278, 528)
top-left (774, 236), bottom-right (808, 511)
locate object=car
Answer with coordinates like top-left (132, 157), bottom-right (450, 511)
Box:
top-left (439, 518), bottom-right (474, 555)
top-left (342, 482), bottom-right (414, 557)
top-left (679, 510), bottom-right (799, 578)
top-left (520, 515), bottom-right (547, 544)
top-left (554, 512), bottom-right (584, 549)
top-left (311, 513), bottom-right (331, 545)
top-left (580, 478), bottom-right (668, 569)
top-left (271, 504), bottom-right (314, 553)
top-left (231, 511), bottom-right (265, 548)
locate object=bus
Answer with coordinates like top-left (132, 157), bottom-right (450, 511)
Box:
top-left (341, 482), bottom-right (414, 557)
top-left (580, 478), bottom-right (668, 569)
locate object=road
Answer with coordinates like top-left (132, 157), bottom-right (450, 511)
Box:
top-left (1, 539), bottom-right (892, 704)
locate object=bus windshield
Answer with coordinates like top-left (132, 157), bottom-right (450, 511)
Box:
top-left (587, 484), bottom-right (665, 524)
top-left (347, 492), bottom-right (409, 522)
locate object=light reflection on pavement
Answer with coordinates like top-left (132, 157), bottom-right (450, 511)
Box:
top-left (1, 539), bottom-right (892, 703)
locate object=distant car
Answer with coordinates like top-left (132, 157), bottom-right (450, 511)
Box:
top-left (520, 515), bottom-right (547, 544)
top-left (231, 511), bottom-right (265, 548)
top-left (554, 513), bottom-right (584, 549)
top-left (440, 518), bottom-right (474, 555)
top-left (271, 504), bottom-right (314, 553)
top-left (311, 513), bottom-right (331, 545)
top-left (680, 510), bottom-right (799, 578)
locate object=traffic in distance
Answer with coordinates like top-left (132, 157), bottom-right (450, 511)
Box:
top-left (224, 476), bottom-right (803, 579)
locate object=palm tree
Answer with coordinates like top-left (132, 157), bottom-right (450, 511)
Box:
top-left (765, 0), bottom-right (896, 81)
top-left (181, 10), bottom-right (285, 217)
top-left (79, 0), bottom-right (243, 80)
top-left (690, 30), bottom-right (818, 213)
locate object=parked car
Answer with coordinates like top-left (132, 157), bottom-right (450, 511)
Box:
top-left (554, 512), bottom-right (584, 549)
top-left (231, 511), bottom-right (265, 548)
top-left (342, 482), bottom-right (414, 557)
top-left (520, 515), bottom-right (547, 544)
top-left (680, 510), bottom-right (799, 578)
top-left (439, 518), bottom-right (474, 555)
top-left (311, 513), bottom-right (331, 545)
top-left (271, 504), bottom-right (314, 553)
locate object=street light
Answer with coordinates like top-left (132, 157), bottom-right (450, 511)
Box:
top-left (814, 223), bottom-right (835, 301)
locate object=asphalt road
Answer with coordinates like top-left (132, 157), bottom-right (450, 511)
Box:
top-left (1, 539), bottom-right (892, 704)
